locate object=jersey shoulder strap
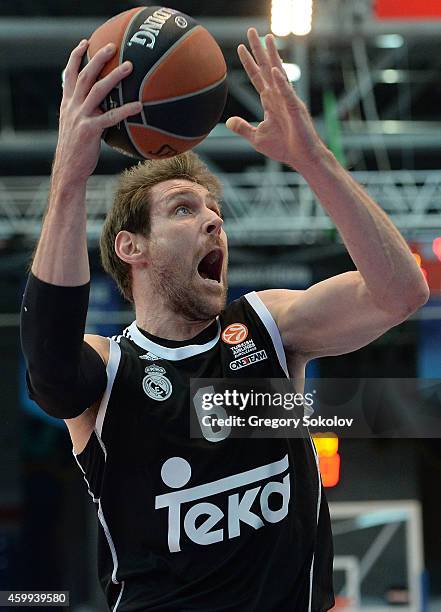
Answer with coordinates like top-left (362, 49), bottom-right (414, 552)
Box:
top-left (221, 291), bottom-right (289, 377)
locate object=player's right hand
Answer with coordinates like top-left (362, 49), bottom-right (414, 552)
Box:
top-left (54, 40), bottom-right (142, 184)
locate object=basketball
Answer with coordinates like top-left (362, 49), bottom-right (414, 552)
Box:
top-left (85, 6), bottom-right (228, 160)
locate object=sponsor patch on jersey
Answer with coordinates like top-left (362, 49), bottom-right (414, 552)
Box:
top-left (221, 323), bottom-right (248, 345)
top-left (155, 454), bottom-right (290, 553)
top-left (142, 365), bottom-right (172, 401)
top-left (229, 349), bottom-right (268, 371)
top-left (139, 351), bottom-right (160, 361)
top-left (229, 339), bottom-right (257, 358)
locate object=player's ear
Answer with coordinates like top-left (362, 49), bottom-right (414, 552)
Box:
top-left (115, 230), bottom-right (148, 265)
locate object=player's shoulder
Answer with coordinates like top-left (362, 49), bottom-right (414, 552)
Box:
top-left (223, 289), bottom-right (288, 318)
top-left (84, 334), bottom-right (110, 366)
top-left (222, 291), bottom-right (269, 321)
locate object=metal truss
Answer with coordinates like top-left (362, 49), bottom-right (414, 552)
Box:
top-left (2, 169), bottom-right (441, 246)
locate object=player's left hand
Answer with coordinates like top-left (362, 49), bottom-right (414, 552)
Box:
top-left (226, 28), bottom-right (325, 170)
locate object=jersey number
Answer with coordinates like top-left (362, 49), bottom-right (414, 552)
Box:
top-left (192, 386), bottom-right (230, 443)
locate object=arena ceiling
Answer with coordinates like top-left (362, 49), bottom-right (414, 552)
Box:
top-left (1, 1), bottom-right (440, 172)
top-left (1, 1), bottom-right (441, 268)
top-left (0, 1), bottom-right (267, 17)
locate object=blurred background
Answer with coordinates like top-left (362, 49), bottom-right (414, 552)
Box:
top-left (1, 0), bottom-right (441, 610)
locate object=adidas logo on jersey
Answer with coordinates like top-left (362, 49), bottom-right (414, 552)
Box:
top-left (155, 454), bottom-right (290, 553)
top-left (139, 351), bottom-right (160, 361)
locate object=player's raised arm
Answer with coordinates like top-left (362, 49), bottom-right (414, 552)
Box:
top-left (32, 39), bottom-right (141, 285)
top-left (20, 40), bottom-right (142, 421)
top-left (227, 28), bottom-right (429, 360)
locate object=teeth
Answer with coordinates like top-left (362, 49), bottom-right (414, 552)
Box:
top-left (198, 272), bottom-right (219, 283)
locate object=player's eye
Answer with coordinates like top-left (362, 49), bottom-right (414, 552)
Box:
top-left (175, 205), bottom-right (191, 216)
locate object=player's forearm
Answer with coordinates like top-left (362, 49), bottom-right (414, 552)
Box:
top-left (31, 169), bottom-right (90, 286)
top-left (296, 147), bottom-right (429, 314)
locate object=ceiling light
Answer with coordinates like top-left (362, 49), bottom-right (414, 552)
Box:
top-left (271, 0), bottom-right (313, 37)
top-left (271, 0), bottom-right (293, 37)
top-left (381, 69), bottom-right (401, 83)
top-left (282, 62), bottom-right (302, 82)
top-left (375, 34), bottom-right (404, 49)
top-left (292, 0), bottom-right (313, 36)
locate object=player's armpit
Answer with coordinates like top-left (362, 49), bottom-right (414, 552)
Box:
top-left (64, 335), bottom-right (109, 454)
top-left (84, 333), bottom-right (110, 365)
top-left (258, 271), bottom-right (413, 360)
top-left (64, 397), bottom-right (102, 455)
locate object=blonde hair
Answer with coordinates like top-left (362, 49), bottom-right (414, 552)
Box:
top-left (100, 151), bottom-right (223, 302)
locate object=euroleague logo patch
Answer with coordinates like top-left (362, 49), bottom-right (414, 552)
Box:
top-left (221, 323), bottom-right (248, 345)
top-left (143, 365), bottom-right (173, 401)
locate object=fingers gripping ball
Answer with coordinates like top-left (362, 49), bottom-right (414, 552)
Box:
top-left (84, 6), bottom-right (228, 159)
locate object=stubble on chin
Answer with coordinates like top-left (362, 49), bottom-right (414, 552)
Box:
top-left (150, 263), bottom-right (227, 322)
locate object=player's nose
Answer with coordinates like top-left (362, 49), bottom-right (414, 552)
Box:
top-left (203, 209), bottom-right (223, 236)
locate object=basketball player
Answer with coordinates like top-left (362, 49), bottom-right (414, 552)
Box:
top-left (21, 29), bottom-right (428, 611)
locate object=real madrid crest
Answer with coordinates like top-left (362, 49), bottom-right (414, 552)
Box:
top-left (142, 365), bottom-right (173, 402)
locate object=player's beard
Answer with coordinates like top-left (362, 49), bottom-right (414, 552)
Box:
top-left (149, 253), bottom-right (227, 322)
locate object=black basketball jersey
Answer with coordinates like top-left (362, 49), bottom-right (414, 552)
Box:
top-left (75, 292), bottom-right (334, 611)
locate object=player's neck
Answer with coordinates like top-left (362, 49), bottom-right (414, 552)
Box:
top-left (134, 305), bottom-right (216, 341)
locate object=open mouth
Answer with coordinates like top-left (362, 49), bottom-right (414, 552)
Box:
top-left (197, 248), bottom-right (223, 283)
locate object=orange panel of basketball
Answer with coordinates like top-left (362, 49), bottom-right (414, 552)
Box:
top-left (140, 27), bottom-right (227, 103)
top-left (87, 8), bottom-right (141, 78)
top-left (128, 125), bottom-right (205, 159)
